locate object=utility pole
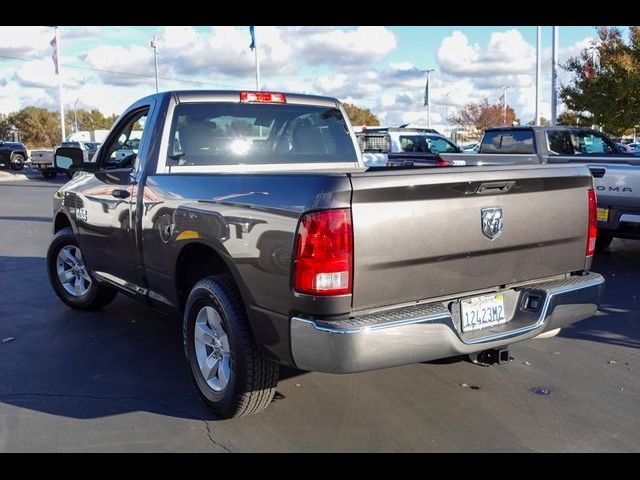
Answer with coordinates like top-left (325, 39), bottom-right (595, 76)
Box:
top-left (425, 69), bottom-right (435, 128)
top-left (150, 35), bottom-right (159, 93)
top-left (551, 26), bottom-right (559, 126)
top-left (535, 26), bottom-right (542, 125)
top-left (502, 86), bottom-right (509, 124)
top-left (53, 26), bottom-right (65, 142)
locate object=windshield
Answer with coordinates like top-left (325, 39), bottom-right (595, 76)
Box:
top-left (167, 102), bottom-right (358, 166)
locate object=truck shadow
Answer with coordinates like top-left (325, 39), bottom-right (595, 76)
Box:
top-left (559, 239), bottom-right (640, 350)
top-left (0, 255), bottom-right (305, 421)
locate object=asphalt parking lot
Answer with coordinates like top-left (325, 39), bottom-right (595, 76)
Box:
top-left (0, 174), bottom-right (638, 452)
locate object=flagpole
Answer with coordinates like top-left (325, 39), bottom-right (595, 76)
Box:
top-left (551, 26), bottom-right (559, 126)
top-left (253, 28), bottom-right (260, 91)
top-left (535, 26), bottom-right (541, 126)
top-left (54, 26), bottom-right (65, 141)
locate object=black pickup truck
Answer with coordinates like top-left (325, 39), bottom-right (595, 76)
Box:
top-left (0, 140), bottom-right (28, 170)
top-left (446, 126), bottom-right (640, 251)
top-left (47, 91), bottom-right (603, 418)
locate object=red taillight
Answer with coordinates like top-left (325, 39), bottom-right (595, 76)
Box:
top-left (435, 159), bottom-right (450, 167)
top-left (293, 209), bottom-right (353, 296)
top-left (240, 91), bottom-right (287, 103)
top-left (587, 188), bottom-right (598, 256)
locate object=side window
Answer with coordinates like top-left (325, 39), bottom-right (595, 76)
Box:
top-left (400, 137), bottom-right (419, 152)
top-left (573, 132), bottom-right (615, 154)
top-left (547, 130), bottom-right (574, 155)
top-left (399, 136), bottom-right (429, 153)
top-left (102, 108), bottom-right (149, 170)
top-left (427, 137), bottom-right (458, 154)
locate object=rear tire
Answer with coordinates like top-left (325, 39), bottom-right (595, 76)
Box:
top-left (595, 233), bottom-right (614, 253)
top-left (183, 274), bottom-right (279, 418)
top-left (10, 153), bottom-right (25, 170)
top-left (46, 227), bottom-right (118, 310)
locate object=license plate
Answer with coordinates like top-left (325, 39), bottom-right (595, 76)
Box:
top-left (460, 293), bottom-right (506, 332)
top-left (597, 207), bottom-right (609, 222)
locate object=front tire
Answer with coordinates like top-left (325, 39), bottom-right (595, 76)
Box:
top-left (10, 153), bottom-right (25, 170)
top-left (183, 275), bottom-right (279, 418)
top-left (46, 227), bottom-right (118, 310)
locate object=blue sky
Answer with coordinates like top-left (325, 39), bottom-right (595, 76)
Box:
top-left (0, 26), bottom-right (604, 129)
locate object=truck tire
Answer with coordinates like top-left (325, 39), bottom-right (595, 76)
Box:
top-left (595, 233), bottom-right (614, 253)
top-left (46, 227), bottom-right (118, 310)
top-left (183, 275), bottom-right (279, 418)
top-left (10, 153), bottom-right (25, 170)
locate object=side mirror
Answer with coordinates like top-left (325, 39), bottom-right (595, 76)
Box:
top-left (55, 147), bottom-right (86, 177)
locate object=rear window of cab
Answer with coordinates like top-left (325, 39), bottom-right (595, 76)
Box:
top-left (166, 102), bottom-right (358, 166)
top-left (480, 130), bottom-right (535, 154)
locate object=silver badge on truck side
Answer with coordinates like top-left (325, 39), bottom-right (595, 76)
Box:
top-left (481, 207), bottom-right (503, 240)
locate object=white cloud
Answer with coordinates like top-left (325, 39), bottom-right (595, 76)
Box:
top-left (298, 26), bottom-right (397, 65)
top-left (159, 26), bottom-right (294, 79)
top-left (434, 31), bottom-right (596, 124)
top-left (82, 45), bottom-right (155, 86)
top-left (0, 26), bottom-right (53, 57)
top-left (64, 26), bottom-right (103, 39)
top-left (437, 29), bottom-right (535, 77)
top-left (313, 72), bottom-right (382, 100)
top-left (13, 59), bottom-right (86, 90)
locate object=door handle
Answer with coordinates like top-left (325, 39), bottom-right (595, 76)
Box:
top-left (111, 189), bottom-right (131, 199)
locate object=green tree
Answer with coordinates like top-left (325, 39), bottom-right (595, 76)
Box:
top-left (342, 103), bottom-right (380, 126)
top-left (526, 117), bottom-right (550, 126)
top-left (449, 97), bottom-right (518, 131)
top-left (557, 110), bottom-right (591, 126)
top-left (7, 107), bottom-right (63, 148)
top-left (560, 26), bottom-right (640, 136)
top-left (71, 109), bottom-right (118, 131)
top-left (0, 114), bottom-right (12, 140)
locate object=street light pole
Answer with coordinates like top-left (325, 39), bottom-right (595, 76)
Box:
top-left (551, 26), bottom-right (559, 126)
top-left (150, 35), bottom-right (159, 93)
top-left (73, 97), bottom-right (79, 133)
top-left (425, 69), bottom-right (435, 129)
top-left (445, 92), bottom-right (449, 133)
top-left (444, 90), bottom-right (457, 135)
top-left (502, 86), bottom-right (509, 124)
top-left (535, 26), bottom-right (542, 125)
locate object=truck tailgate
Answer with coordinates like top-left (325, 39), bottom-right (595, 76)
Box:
top-left (349, 164), bottom-right (592, 310)
top-left (588, 163), bottom-right (640, 209)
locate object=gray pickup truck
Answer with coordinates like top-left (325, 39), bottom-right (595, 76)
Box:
top-left (443, 126), bottom-right (640, 251)
top-left (47, 91), bottom-right (604, 418)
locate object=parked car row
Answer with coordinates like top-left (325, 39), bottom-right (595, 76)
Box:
top-left (355, 124), bottom-right (639, 252)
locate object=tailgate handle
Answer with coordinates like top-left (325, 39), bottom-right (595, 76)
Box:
top-left (476, 181), bottom-right (515, 194)
top-left (589, 167), bottom-right (606, 178)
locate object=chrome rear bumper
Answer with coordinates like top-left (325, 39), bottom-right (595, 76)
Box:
top-left (290, 272), bottom-right (604, 373)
